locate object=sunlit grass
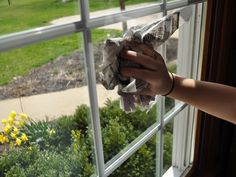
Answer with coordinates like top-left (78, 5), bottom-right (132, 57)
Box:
top-left (0, 29), bottom-right (122, 85)
top-left (0, 0), bottom-right (158, 85)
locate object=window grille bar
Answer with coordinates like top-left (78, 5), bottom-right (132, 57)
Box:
top-left (164, 104), bottom-right (188, 126)
top-left (156, 1), bottom-right (167, 176)
top-left (0, 22), bottom-right (83, 52)
top-left (157, 97), bottom-right (165, 177)
top-left (103, 103), bottom-right (187, 177)
top-left (0, 0), bottom-right (205, 52)
top-left (80, 0), bottom-right (105, 177)
top-left (88, 3), bottom-right (162, 29)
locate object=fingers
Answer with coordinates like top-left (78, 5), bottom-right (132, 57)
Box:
top-left (125, 40), bottom-right (162, 59)
top-left (118, 89), bottom-right (154, 97)
top-left (120, 50), bottom-right (163, 71)
top-left (120, 67), bottom-right (158, 84)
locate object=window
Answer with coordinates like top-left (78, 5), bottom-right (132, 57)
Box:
top-left (0, 0), bottom-right (206, 176)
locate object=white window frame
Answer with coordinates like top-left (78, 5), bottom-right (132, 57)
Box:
top-left (170, 2), bottom-right (207, 176)
top-left (0, 0), bottom-right (206, 176)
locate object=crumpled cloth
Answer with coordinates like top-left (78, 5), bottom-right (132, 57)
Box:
top-left (99, 7), bottom-right (192, 112)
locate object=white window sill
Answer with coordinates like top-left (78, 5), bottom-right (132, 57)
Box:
top-left (163, 166), bottom-right (192, 177)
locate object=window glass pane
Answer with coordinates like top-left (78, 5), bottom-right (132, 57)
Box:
top-left (0, 34), bottom-right (97, 177)
top-left (0, 0), bottom-right (80, 35)
top-left (163, 120), bottom-right (174, 174)
top-left (165, 29), bottom-right (179, 112)
top-left (109, 136), bottom-right (157, 177)
top-left (91, 19), bottom-right (161, 162)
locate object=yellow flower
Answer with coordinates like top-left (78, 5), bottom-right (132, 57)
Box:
top-left (4, 136), bottom-right (9, 143)
top-left (0, 134), bottom-right (5, 144)
top-left (9, 111), bottom-right (16, 119)
top-left (13, 127), bottom-right (19, 135)
top-left (71, 130), bottom-right (80, 139)
top-left (48, 129), bottom-right (56, 136)
top-left (1, 119), bottom-right (7, 125)
top-left (15, 138), bottom-right (22, 146)
top-left (10, 132), bottom-right (17, 139)
top-left (19, 113), bottom-right (28, 121)
top-left (18, 121), bottom-right (25, 127)
top-left (0, 134), bottom-right (9, 144)
top-left (15, 121), bottom-right (20, 126)
top-left (71, 130), bottom-right (75, 135)
top-left (21, 133), bottom-right (28, 142)
top-left (3, 124), bottom-right (12, 134)
top-left (8, 116), bottom-right (14, 125)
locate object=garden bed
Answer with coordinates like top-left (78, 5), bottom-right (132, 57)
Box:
top-left (0, 100), bottom-right (173, 177)
top-left (0, 38), bottom-right (177, 100)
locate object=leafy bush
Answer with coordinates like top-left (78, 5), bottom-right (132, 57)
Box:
top-left (0, 99), bottom-right (173, 177)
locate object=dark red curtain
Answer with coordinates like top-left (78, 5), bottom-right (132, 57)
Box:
top-left (189, 0), bottom-right (236, 176)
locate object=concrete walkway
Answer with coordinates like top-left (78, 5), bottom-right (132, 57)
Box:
top-left (50, 2), bottom-right (178, 37)
top-left (0, 85), bottom-right (119, 130)
top-left (50, 3), bottom-right (160, 29)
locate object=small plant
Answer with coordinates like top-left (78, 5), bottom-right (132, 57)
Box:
top-left (0, 111), bottom-right (29, 149)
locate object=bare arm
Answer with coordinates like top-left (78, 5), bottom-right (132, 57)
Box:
top-left (168, 75), bottom-right (236, 124)
top-left (119, 42), bottom-right (236, 124)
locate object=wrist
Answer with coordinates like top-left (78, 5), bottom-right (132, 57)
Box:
top-left (162, 72), bottom-right (175, 96)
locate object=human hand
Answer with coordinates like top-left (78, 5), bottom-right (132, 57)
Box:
top-left (119, 41), bottom-right (174, 96)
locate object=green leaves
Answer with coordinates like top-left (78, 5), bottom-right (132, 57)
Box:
top-left (0, 99), bottom-right (173, 176)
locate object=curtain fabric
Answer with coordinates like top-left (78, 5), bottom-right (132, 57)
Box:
top-left (189, 0), bottom-right (236, 176)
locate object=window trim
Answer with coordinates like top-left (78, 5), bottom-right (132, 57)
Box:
top-left (172, 2), bottom-right (206, 172)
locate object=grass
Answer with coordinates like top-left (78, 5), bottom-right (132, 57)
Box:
top-left (89, 0), bottom-right (158, 11)
top-left (0, 0), bottom-right (157, 85)
top-left (0, 29), bottom-right (122, 85)
top-left (0, 0), bottom-right (158, 35)
top-left (0, 0), bottom-right (79, 35)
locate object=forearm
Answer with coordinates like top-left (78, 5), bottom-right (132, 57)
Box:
top-left (169, 75), bottom-right (236, 124)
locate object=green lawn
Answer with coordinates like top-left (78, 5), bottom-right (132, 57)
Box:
top-left (0, 0), bottom-right (157, 85)
top-left (0, 29), bottom-right (122, 85)
top-left (0, 0), bottom-right (158, 35)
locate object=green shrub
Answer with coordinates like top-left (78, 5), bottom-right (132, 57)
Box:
top-left (0, 99), bottom-right (173, 177)
top-left (5, 165), bottom-right (26, 177)
top-left (22, 120), bottom-right (56, 151)
top-left (0, 146), bottom-right (39, 176)
top-left (52, 115), bottom-right (78, 150)
top-left (25, 150), bottom-right (72, 177)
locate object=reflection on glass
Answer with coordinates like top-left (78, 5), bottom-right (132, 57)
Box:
top-left (0, 0), bottom-right (80, 35)
top-left (0, 33), bottom-right (97, 176)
